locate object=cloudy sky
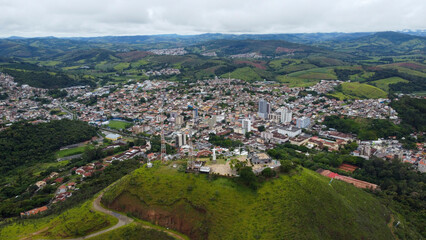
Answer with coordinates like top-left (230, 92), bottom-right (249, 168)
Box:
top-left (0, 0), bottom-right (425, 37)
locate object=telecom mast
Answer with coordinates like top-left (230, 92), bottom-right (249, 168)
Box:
top-left (160, 94), bottom-right (166, 162)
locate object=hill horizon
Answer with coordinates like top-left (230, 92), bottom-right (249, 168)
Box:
top-left (2, 30), bottom-right (426, 39)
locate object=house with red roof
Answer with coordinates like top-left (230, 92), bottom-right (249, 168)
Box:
top-left (20, 206), bottom-right (48, 217)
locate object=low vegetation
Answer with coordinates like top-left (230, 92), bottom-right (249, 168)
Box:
top-left (0, 197), bottom-right (117, 240)
top-left (330, 82), bottom-right (388, 100)
top-left (370, 77), bottom-right (408, 92)
top-left (269, 143), bottom-right (425, 239)
top-left (87, 222), bottom-right (177, 240)
top-left (107, 120), bottom-right (133, 130)
top-left (101, 165), bottom-right (393, 240)
top-left (56, 145), bottom-right (93, 158)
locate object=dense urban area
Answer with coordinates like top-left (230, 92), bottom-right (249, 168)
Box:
top-left (0, 31), bottom-right (425, 240)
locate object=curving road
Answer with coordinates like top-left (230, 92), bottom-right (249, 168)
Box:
top-left (66, 192), bottom-right (134, 240)
top-left (27, 182), bottom-right (186, 240)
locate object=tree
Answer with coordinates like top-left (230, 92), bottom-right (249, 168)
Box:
top-left (280, 160), bottom-right (293, 173)
top-left (258, 125), bottom-right (265, 132)
top-left (238, 167), bottom-right (257, 189)
top-left (261, 167), bottom-right (276, 178)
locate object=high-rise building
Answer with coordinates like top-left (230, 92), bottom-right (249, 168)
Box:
top-left (276, 107), bottom-right (292, 123)
top-left (175, 115), bottom-right (184, 125)
top-left (209, 117), bottom-right (216, 129)
top-left (170, 112), bottom-right (178, 119)
top-left (175, 132), bottom-right (187, 147)
top-left (242, 119), bottom-right (252, 134)
top-left (258, 99), bottom-right (270, 119)
top-left (296, 117), bottom-right (310, 129)
top-left (193, 108), bottom-right (198, 120)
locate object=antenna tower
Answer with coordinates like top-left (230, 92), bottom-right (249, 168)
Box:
top-left (160, 95), bottom-right (166, 162)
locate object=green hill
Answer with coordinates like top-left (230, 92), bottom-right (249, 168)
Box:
top-left (331, 82), bottom-right (388, 100)
top-left (371, 77), bottom-right (409, 92)
top-left (319, 31), bottom-right (426, 56)
top-left (101, 165), bottom-right (393, 240)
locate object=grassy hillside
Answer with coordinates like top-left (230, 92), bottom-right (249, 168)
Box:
top-left (87, 222), bottom-right (179, 240)
top-left (331, 82), bottom-right (388, 100)
top-left (288, 67), bottom-right (337, 80)
top-left (0, 197), bottom-right (117, 240)
top-left (319, 31), bottom-right (426, 56)
top-left (101, 165), bottom-right (393, 240)
top-left (371, 77), bottom-right (409, 92)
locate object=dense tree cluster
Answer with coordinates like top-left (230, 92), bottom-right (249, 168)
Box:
top-left (47, 89), bottom-right (68, 98)
top-left (147, 135), bottom-right (176, 154)
top-left (323, 115), bottom-right (410, 140)
top-left (366, 68), bottom-right (426, 93)
top-left (390, 96), bottom-right (426, 132)
top-left (0, 92), bottom-right (8, 100)
top-left (0, 120), bottom-right (97, 174)
top-left (0, 69), bottom-right (95, 89)
top-left (208, 134), bottom-right (243, 148)
top-left (334, 69), bottom-right (362, 81)
top-left (268, 143), bottom-right (425, 238)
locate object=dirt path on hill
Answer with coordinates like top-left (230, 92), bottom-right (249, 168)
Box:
top-left (25, 183), bottom-right (186, 240)
top-left (388, 214), bottom-right (396, 239)
top-left (65, 192), bottom-right (134, 240)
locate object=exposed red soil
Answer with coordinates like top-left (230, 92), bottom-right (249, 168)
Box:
top-left (275, 47), bottom-right (302, 54)
top-left (390, 62), bottom-right (426, 71)
top-left (107, 191), bottom-right (208, 240)
top-left (234, 60), bottom-right (267, 70)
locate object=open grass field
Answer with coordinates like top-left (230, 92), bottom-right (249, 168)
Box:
top-left (101, 165), bottom-right (393, 240)
top-left (107, 120), bottom-right (133, 130)
top-left (56, 145), bottom-right (93, 158)
top-left (0, 197), bottom-right (117, 240)
top-left (113, 62), bottom-right (131, 71)
top-left (331, 82), bottom-right (388, 100)
top-left (31, 160), bottom-right (70, 177)
top-left (221, 66), bottom-right (263, 82)
top-left (282, 63), bottom-right (317, 73)
top-left (288, 67), bottom-right (337, 80)
top-left (371, 77), bottom-right (409, 92)
top-left (276, 75), bottom-right (319, 87)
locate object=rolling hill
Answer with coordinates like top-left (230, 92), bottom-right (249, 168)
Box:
top-left (331, 82), bottom-right (388, 100)
top-left (101, 165), bottom-right (394, 240)
top-left (319, 31), bottom-right (426, 56)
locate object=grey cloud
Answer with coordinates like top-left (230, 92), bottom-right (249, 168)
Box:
top-left (0, 0), bottom-right (424, 37)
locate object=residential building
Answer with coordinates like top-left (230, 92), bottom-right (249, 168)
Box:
top-left (242, 118), bottom-right (251, 133)
top-left (258, 99), bottom-right (270, 119)
top-left (277, 126), bottom-right (301, 138)
top-left (176, 115), bottom-right (184, 125)
top-left (418, 160), bottom-right (426, 173)
top-left (276, 107), bottom-right (292, 123)
top-left (296, 117), bottom-right (310, 129)
top-left (175, 132), bottom-right (187, 147)
top-left (248, 152), bottom-right (272, 165)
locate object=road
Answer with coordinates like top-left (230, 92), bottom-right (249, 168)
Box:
top-left (31, 184), bottom-right (186, 240)
top-left (66, 192), bottom-right (134, 240)
top-left (57, 153), bottom-right (82, 162)
top-left (60, 103), bottom-right (77, 120)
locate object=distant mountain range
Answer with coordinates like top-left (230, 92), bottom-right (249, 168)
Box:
top-left (0, 31), bottom-right (424, 59)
